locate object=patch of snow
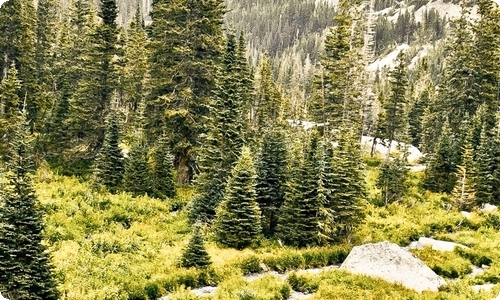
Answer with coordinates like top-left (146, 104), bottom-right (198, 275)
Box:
top-left (340, 241), bottom-right (446, 292)
top-left (367, 44), bottom-right (410, 72)
top-left (415, 237), bottom-right (469, 252)
top-left (410, 44), bottom-right (434, 68)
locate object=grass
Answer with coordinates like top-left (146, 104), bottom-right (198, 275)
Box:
top-left (27, 162), bottom-right (500, 299)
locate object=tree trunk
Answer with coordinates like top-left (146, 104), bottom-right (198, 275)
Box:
top-left (177, 149), bottom-right (191, 185)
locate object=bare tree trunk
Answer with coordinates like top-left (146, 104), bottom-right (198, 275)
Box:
top-left (177, 149), bottom-right (191, 185)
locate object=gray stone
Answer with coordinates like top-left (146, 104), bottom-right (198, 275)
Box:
top-left (482, 204), bottom-right (498, 213)
top-left (289, 291), bottom-right (313, 299)
top-left (340, 241), bottom-right (446, 292)
top-left (417, 237), bottom-right (468, 252)
top-left (191, 286), bottom-right (218, 297)
top-left (472, 284), bottom-right (495, 293)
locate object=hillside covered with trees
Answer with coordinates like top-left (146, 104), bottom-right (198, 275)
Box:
top-left (0, 0), bottom-right (500, 298)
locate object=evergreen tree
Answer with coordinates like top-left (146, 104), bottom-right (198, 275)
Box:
top-left (276, 136), bottom-right (321, 247)
top-left (152, 133), bottom-right (176, 199)
top-left (123, 134), bottom-right (152, 197)
top-left (93, 110), bottom-right (124, 192)
top-left (331, 126), bottom-right (366, 242)
top-left (422, 122), bottom-right (459, 193)
top-left (376, 150), bottom-right (410, 206)
top-left (474, 123), bottom-right (496, 205)
top-left (0, 63), bottom-right (21, 158)
top-left (148, 0), bottom-right (226, 184)
top-left (214, 147), bottom-right (261, 249)
top-left (377, 51), bottom-right (409, 146)
top-left (255, 126), bottom-right (288, 236)
top-left (0, 111), bottom-right (59, 300)
top-left (452, 140), bottom-right (476, 210)
top-left (180, 223), bottom-right (212, 269)
top-left (189, 32), bottom-right (246, 224)
top-left (309, 0), bottom-right (363, 132)
top-left (67, 0), bottom-right (120, 153)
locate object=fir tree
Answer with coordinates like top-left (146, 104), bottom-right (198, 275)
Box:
top-left (376, 150), bottom-right (410, 206)
top-left (93, 110), bottom-right (124, 192)
top-left (123, 134), bottom-right (152, 197)
top-left (422, 122), bottom-right (459, 193)
top-left (0, 63), bottom-right (21, 158)
top-left (331, 126), bottom-right (366, 242)
top-left (180, 223), bottom-right (212, 269)
top-left (474, 123), bottom-right (496, 205)
top-left (309, 0), bottom-right (363, 132)
top-left (0, 111), bottom-right (59, 300)
top-left (276, 136), bottom-right (321, 247)
top-left (255, 126), bottom-right (288, 236)
top-left (148, 0), bottom-right (226, 184)
top-left (189, 32), bottom-right (246, 224)
top-left (152, 133), bottom-right (176, 199)
top-left (214, 147), bottom-right (261, 249)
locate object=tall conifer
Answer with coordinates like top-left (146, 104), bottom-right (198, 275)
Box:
top-left (0, 111), bottom-right (59, 300)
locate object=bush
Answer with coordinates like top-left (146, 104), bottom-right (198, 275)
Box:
top-left (412, 247), bottom-right (472, 278)
top-left (237, 255), bottom-right (263, 274)
top-left (262, 251), bottom-right (305, 273)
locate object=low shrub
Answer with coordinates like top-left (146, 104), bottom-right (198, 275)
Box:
top-left (412, 247), bottom-right (472, 278)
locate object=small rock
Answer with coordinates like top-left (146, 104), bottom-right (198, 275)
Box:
top-left (417, 237), bottom-right (469, 252)
top-left (407, 241), bottom-right (424, 250)
top-left (461, 211), bottom-right (472, 219)
top-left (472, 284), bottom-right (495, 293)
top-left (289, 291), bottom-right (313, 299)
top-left (469, 266), bottom-right (485, 277)
top-left (482, 204), bottom-right (498, 213)
top-left (260, 262), bottom-right (269, 272)
top-left (191, 286), bottom-right (218, 297)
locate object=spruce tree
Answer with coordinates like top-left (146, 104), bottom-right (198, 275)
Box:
top-left (376, 151), bottom-right (410, 206)
top-left (214, 147), bottom-right (261, 249)
top-left (189, 32), bottom-right (246, 224)
top-left (123, 134), bottom-right (152, 197)
top-left (422, 122), bottom-right (459, 193)
top-left (152, 133), bottom-right (176, 199)
top-left (0, 111), bottom-right (59, 300)
top-left (93, 110), bottom-right (124, 192)
top-left (276, 136), bottom-right (321, 247)
top-left (309, 0), bottom-right (363, 131)
top-left (148, 0), bottom-right (226, 184)
top-left (474, 123), bottom-right (495, 205)
top-left (0, 63), bottom-right (21, 158)
top-left (255, 126), bottom-right (288, 236)
top-left (180, 223), bottom-right (212, 269)
top-left (331, 126), bottom-right (366, 242)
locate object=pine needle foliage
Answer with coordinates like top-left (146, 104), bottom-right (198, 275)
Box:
top-left (123, 134), bottom-right (152, 197)
top-left (152, 133), bottom-right (176, 199)
top-left (452, 141), bottom-right (476, 211)
top-left (214, 147), bottom-right (261, 249)
top-left (180, 223), bottom-right (212, 269)
top-left (376, 149), bottom-right (410, 206)
top-left (93, 110), bottom-right (124, 192)
top-left (0, 112), bottom-right (60, 300)
top-left (256, 126), bottom-right (288, 236)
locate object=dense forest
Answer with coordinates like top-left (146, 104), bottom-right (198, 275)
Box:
top-left (0, 0), bottom-right (500, 298)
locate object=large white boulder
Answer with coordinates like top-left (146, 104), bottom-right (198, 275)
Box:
top-left (340, 241), bottom-right (446, 293)
top-left (361, 136), bottom-right (423, 163)
top-left (416, 237), bottom-right (469, 252)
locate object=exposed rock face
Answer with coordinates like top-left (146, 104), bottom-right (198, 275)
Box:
top-left (340, 241), bottom-right (446, 293)
top-left (414, 237), bottom-right (468, 252)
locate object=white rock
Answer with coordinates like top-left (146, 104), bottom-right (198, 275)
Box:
top-left (360, 136), bottom-right (423, 163)
top-left (417, 237), bottom-right (469, 252)
top-left (472, 284), bottom-right (495, 293)
top-left (340, 241), bottom-right (446, 293)
top-left (461, 211), bottom-right (472, 219)
top-left (289, 291), bottom-right (313, 299)
top-left (469, 266), bottom-right (485, 277)
top-left (0, 292), bottom-right (8, 300)
top-left (191, 286), bottom-right (218, 297)
top-left (407, 241), bottom-right (424, 250)
top-left (482, 204), bottom-right (498, 213)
